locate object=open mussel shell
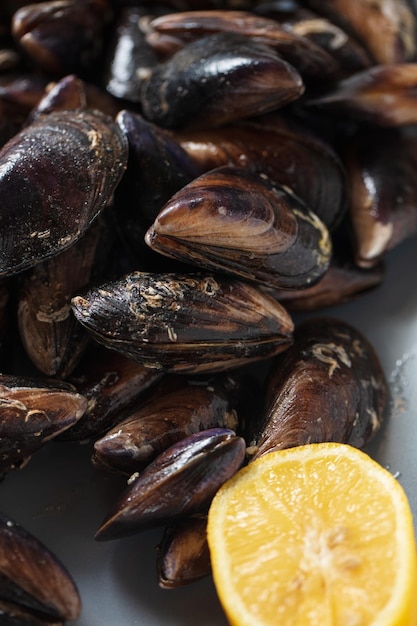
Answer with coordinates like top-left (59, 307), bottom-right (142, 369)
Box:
top-left (93, 375), bottom-right (239, 475)
top-left (95, 428), bottom-right (246, 540)
top-left (306, 64), bottom-right (417, 127)
top-left (249, 317), bottom-right (387, 461)
top-left (0, 109), bottom-right (128, 277)
top-left (146, 166), bottom-right (332, 290)
top-left (303, 0), bottom-right (417, 64)
top-left (0, 512), bottom-right (81, 622)
top-left (344, 129), bottom-right (417, 268)
top-left (71, 271), bottom-right (294, 374)
top-left (139, 31), bottom-right (304, 129)
top-left (0, 374), bottom-right (87, 475)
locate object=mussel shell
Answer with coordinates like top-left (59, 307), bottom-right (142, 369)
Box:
top-left (306, 64), bottom-right (417, 127)
top-left (250, 317), bottom-right (387, 460)
top-left (71, 272), bottom-right (294, 374)
top-left (104, 6), bottom-right (159, 102)
top-left (62, 344), bottom-right (164, 441)
top-left (114, 109), bottom-right (201, 268)
top-left (304, 0), bottom-right (417, 64)
top-left (0, 512), bottom-right (81, 621)
top-left (0, 598), bottom-right (63, 625)
top-left (157, 514), bottom-right (210, 589)
top-left (95, 428), bottom-right (246, 540)
top-left (146, 9), bottom-right (340, 81)
top-left (139, 31), bottom-right (304, 129)
top-left (175, 113), bottom-right (348, 230)
top-left (146, 166), bottom-right (332, 290)
top-left (12, 0), bottom-right (113, 77)
top-left (267, 227), bottom-right (386, 310)
top-left (92, 375), bottom-right (239, 474)
top-left (16, 217), bottom-right (112, 378)
top-left (0, 374), bottom-right (87, 474)
top-left (345, 129), bottom-right (417, 267)
top-left (0, 109), bottom-right (128, 277)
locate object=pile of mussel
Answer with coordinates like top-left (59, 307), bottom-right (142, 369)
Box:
top-left (0, 0), bottom-right (416, 621)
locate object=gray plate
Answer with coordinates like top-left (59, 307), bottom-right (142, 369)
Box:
top-left (1, 236), bottom-right (417, 626)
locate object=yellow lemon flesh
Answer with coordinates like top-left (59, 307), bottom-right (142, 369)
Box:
top-left (208, 443), bottom-right (417, 626)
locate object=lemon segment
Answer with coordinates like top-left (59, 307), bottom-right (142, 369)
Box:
top-left (208, 443), bottom-right (417, 626)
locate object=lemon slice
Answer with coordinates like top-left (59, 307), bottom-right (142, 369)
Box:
top-left (207, 443), bottom-right (417, 626)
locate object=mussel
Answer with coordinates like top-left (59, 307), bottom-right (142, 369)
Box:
top-left (0, 109), bottom-right (128, 277)
top-left (95, 428), bottom-right (246, 540)
top-left (146, 165), bottom-right (332, 290)
top-left (249, 317), bottom-right (387, 461)
top-left (71, 271), bottom-right (294, 374)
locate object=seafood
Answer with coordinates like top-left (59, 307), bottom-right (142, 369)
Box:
top-left (62, 344), bottom-right (164, 441)
top-left (114, 109), bottom-right (201, 268)
top-left (145, 165), bottom-right (332, 290)
top-left (0, 511), bottom-right (81, 622)
top-left (344, 129), bottom-right (417, 267)
top-left (0, 374), bottom-right (87, 475)
top-left (175, 113), bottom-right (348, 229)
top-left (139, 32), bottom-right (304, 129)
top-left (93, 375), bottom-right (240, 474)
top-left (0, 0), bottom-right (415, 621)
top-left (16, 217), bottom-right (111, 377)
top-left (12, 0), bottom-right (113, 76)
top-left (157, 513), bottom-right (211, 588)
top-left (71, 272), bottom-right (294, 374)
top-left (95, 428), bottom-right (246, 540)
top-left (144, 9), bottom-right (340, 81)
top-left (249, 317), bottom-right (387, 461)
top-left (0, 109), bottom-right (128, 277)
top-left (306, 64), bottom-right (417, 127)
top-left (303, 0), bottom-right (417, 64)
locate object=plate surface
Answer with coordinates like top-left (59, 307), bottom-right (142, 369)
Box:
top-left (1, 236), bottom-right (417, 626)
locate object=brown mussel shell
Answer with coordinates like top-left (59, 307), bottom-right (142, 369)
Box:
top-left (114, 109), bottom-right (201, 268)
top-left (95, 428), bottom-right (246, 540)
top-left (145, 10), bottom-right (340, 82)
top-left (71, 272), bottom-right (294, 374)
top-left (146, 166), bottom-right (332, 290)
top-left (157, 513), bottom-right (210, 589)
top-left (267, 227), bottom-right (386, 310)
top-left (345, 129), bottom-right (417, 268)
top-left (175, 113), bottom-right (348, 230)
top-left (0, 512), bottom-right (81, 622)
top-left (0, 598), bottom-right (64, 625)
top-left (139, 31), bottom-right (304, 129)
top-left (104, 6), bottom-right (159, 102)
top-left (0, 374), bottom-right (87, 475)
top-left (12, 0), bottom-right (113, 77)
top-left (249, 317), bottom-right (387, 461)
top-left (304, 0), bottom-right (417, 64)
top-left (306, 64), bottom-right (417, 127)
top-left (93, 375), bottom-right (239, 475)
top-left (0, 109), bottom-right (128, 277)
top-left (61, 344), bottom-right (164, 442)
top-left (16, 217), bottom-right (110, 378)
top-left (279, 12), bottom-right (372, 76)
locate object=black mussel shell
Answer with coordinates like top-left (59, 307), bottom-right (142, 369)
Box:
top-left (71, 272), bottom-right (294, 374)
